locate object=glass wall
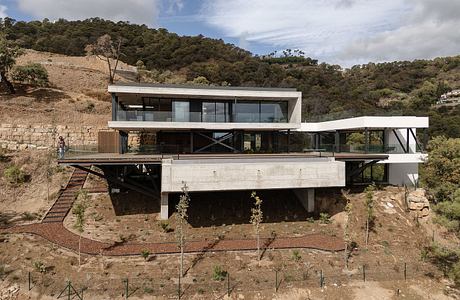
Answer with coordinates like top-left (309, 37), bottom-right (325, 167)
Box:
top-left (115, 97), bottom-right (289, 123)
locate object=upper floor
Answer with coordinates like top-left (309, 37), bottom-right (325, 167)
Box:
top-left (108, 83), bottom-right (302, 131)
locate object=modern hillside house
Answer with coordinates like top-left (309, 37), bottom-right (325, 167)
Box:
top-left (60, 83), bottom-right (429, 220)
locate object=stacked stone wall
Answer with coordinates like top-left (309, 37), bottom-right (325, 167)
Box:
top-left (0, 123), bottom-right (106, 150)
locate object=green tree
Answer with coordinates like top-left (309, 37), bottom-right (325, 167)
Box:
top-left (250, 191), bottom-right (263, 260)
top-left (11, 63), bottom-right (49, 86)
top-left (175, 182), bottom-right (190, 277)
top-left (0, 34), bottom-right (23, 93)
top-left (422, 137), bottom-right (460, 202)
top-left (4, 165), bottom-right (25, 185)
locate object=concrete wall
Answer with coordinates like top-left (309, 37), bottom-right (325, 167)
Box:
top-left (388, 163), bottom-right (419, 186)
top-left (0, 123), bottom-right (105, 150)
top-left (161, 157), bottom-right (346, 193)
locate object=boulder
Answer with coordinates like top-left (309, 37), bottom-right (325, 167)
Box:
top-left (407, 188), bottom-right (430, 216)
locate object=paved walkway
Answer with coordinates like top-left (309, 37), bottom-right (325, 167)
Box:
top-left (0, 223), bottom-right (344, 255)
top-left (0, 167), bottom-right (344, 256)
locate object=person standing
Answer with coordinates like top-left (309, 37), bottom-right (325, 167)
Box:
top-left (57, 136), bottom-right (66, 159)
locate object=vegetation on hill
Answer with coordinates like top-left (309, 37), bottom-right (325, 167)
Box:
top-left (1, 17), bottom-right (460, 138)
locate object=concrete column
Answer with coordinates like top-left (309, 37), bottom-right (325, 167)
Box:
top-left (160, 193), bottom-right (169, 220)
top-left (293, 188), bottom-right (315, 213)
top-left (307, 188), bottom-right (315, 213)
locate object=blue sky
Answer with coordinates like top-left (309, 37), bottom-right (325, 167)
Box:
top-left (1, 0), bottom-right (460, 67)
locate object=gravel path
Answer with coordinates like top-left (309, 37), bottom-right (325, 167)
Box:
top-left (0, 223), bottom-right (344, 256)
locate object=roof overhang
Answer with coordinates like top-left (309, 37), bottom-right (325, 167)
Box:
top-left (108, 84), bottom-right (301, 100)
top-left (298, 116), bottom-right (429, 132)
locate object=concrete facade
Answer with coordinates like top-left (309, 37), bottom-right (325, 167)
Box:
top-left (160, 157), bottom-right (345, 193)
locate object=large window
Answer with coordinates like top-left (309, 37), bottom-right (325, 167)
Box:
top-left (115, 97), bottom-right (289, 123)
top-left (260, 101), bottom-right (288, 123)
top-left (234, 101), bottom-right (260, 122)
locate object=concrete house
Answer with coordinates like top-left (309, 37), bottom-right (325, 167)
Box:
top-left (60, 83), bottom-right (429, 219)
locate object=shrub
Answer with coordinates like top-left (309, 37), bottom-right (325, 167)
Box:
top-left (4, 165), bottom-right (26, 185)
top-left (319, 212), bottom-right (331, 224)
top-left (33, 261), bottom-right (47, 273)
top-left (141, 250), bottom-right (150, 260)
top-left (292, 250), bottom-right (302, 262)
top-left (212, 265), bottom-right (227, 281)
top-left (158, 221), bottom-right (172, 233)
top-left (11, 63), bottom-right (49, 86)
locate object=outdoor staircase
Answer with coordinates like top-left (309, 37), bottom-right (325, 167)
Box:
top-left (42, 169), bottom-right (88, 223)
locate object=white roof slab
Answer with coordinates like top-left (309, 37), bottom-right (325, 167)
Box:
top-left (298, 116), bottom-right (429, 132)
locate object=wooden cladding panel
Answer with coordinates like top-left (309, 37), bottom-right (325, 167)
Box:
top-left (98, 131), bottom-right (120, 153)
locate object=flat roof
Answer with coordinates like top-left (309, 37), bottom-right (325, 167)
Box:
top-left (110, 82), bottom-right (298, 92)
top-left (108, 83), bottom-right (302, 100)
top-left (298, 116), bottom-right (429, 132)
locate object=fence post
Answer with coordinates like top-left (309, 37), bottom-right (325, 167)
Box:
top-left (124, 278), bottom-right (128, 300)
top-left (227, 273), bottom-right (230, 297)
top-left (67, 281), bottom-right (71, 300)
top-left (363, 265), bottom-right (366, 282)
top-left (178, 270), bottom-right (181, 300)
top-left (320, 270), bottom-right (324, 288)
top-left (275, 270), bottom-right (278, 292)
top-left (404, 263), bottom-right (407, 281)
top-left (28, 272), bottom-right (31, 291)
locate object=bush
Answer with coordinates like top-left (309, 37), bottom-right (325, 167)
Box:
top-left (292, 250), bottom-right (302, 262)
top-left (140, 250), bottom-right (150, 260)
top-left (423, 244), bottom-right (460, 286)
top-left (158, 221), bottom-right (172, 233)
top-left (33, 261), bottom-right (47, 273)
top-left (319, 212), bottom-right (331, 224)
top-left (11, 63), bottom-right (49, 86)
top-left (212, 265), bottom-right (227, 281)
top-left (4, 165), bottom-right (26, 185)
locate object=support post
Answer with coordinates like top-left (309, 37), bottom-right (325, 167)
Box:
top-left (293, 189), bottom-right (315, 213)
top-left (406, 128), bottom-right (410, 154)
top-left (111, 93), bottom-right (117, 121)
top-left (287, 129), bottom-right (291, 153)
top-left (364, 128), bottom-right (369, 153)
top-left (334, 131), bottom-right (340, 152)
top-left (160, 193), bottom-right (169, 220)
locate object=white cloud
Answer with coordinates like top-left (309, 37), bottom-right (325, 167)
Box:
top-left (16, 0), bottom-right (160, 26)
top-left (201, 0), bottom-right (460, 66)
top-left (0, 5), bottom-right (7, 19)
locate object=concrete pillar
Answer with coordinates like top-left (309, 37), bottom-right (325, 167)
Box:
top-left (307, 188), bottom-right (315, 212)
top-left (160, 193), bottom-right (169, 220)
top-left (293, 188), bottom-right (315, 213)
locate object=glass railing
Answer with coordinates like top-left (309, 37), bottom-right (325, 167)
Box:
top-left (115, 109), bottom-right (288, 123)
top-left (318, 143), bottom-right (416, 154)
top-left (61, 145), bottom-right (98, 158)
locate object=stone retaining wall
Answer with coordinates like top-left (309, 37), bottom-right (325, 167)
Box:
top-left (0, 123), bottom-right (106, 150)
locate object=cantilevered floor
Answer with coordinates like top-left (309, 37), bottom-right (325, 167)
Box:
top-left (58, 152), bottom-right (388, 166)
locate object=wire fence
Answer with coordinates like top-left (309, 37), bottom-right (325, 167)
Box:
top-left (15, 261), bottom-right (437, 299)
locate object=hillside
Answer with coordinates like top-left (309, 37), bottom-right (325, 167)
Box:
top-left (1, 18), bottom-right (460, 138)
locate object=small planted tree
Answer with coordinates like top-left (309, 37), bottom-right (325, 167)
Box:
top-left (364, 183), bottom-right (376, 247)
top-left (85, 34), bottom-right (123, 84)
top-left (341, 189), bottom-right (353, 268)
top-left (250, 191), bottom-right (263, 260)
top-left (175, 182), bottom-right (190, 277)
top-left (73, 189), bottom-right (88, 267)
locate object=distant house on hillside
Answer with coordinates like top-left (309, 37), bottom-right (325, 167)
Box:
top-left (437, 89), bottom-right (460, 105)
